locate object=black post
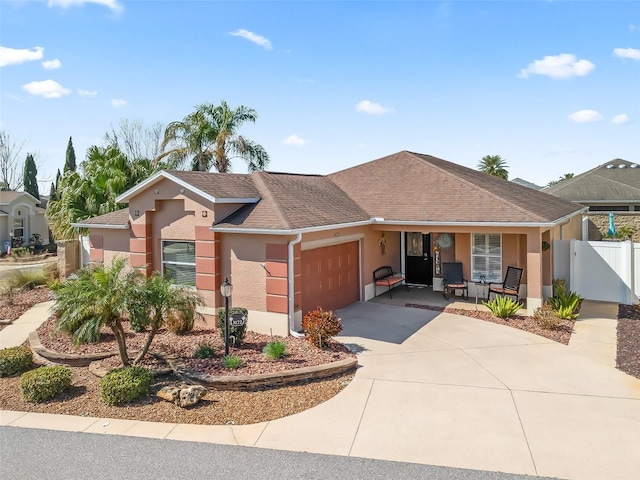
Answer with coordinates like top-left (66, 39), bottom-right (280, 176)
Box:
top-left (224, 294), bottom-right (230, 356)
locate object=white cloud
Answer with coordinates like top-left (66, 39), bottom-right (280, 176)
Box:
top-left (356, 100), bottom-right (393, 115)
top-left (22, 79), bottom-right (70, 98)
top-left (611, 114), bottom-right (629, 124)
top-left (229, 29), bottom-right (272, 50)
top-left (568, 109), bottom-right (602, 123)
top-left (0, 46), bottom-right (44, 67)
top-left (47, 0), bottom-right (123, 12)
top-left (613, 47), bottom-right (640, 60)
top-left (283, 134), bottom-right (307, 146)
top-left (77, 88), bottom-right (98, 96)
top-left (518, 53), bottom-right (595, 79)
top-left (41, 59), bottom-right (61, 69)
top-left (111, 99), bottom-right (127, 108)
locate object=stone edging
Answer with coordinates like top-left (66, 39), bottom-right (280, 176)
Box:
top-left (157, 352), bottom-right (358, 391)
top-left (29, 329), bottom-right (358, 390)
top-left (29, 331), bottom-right (118, 367)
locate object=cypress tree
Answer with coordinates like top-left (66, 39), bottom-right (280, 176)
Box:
top-left (49, 182), bottom-right (57, 202)
top-left (23, 153), bottom-right (39, 199)
top-left (64, 136), bottom-right (76, 172)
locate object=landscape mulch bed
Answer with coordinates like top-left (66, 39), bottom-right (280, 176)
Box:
top-left (617, 304), bottom-right (640, 379)
top-left (0, 287), bottom-right (53, 330)
top-left (406, 303), bottom-right (575, 345)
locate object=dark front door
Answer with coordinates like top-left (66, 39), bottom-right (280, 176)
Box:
top-left (405, 232), bottom-right (432, 285)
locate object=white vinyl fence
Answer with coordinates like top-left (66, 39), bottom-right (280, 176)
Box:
top-left (554, 239), bottom-right (639, 304)
top-left (79, 235), bottom-right (91, 267)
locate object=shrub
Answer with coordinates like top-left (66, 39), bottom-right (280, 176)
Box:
top-left (166, 309), bottom-right (195, 335)
top-left (10, 247), bottom-right (29, 258)
top-left (194, 342), bottom-right (215, 359)
top-left (20, 366), bottom-right (71, 403)
top-left (99, 366), bottom-right (154, 405)
top-left (0, 346), bottom-right (33, 377)
top-left (6, 269), bottom-right (49, 291)
top-left (43, 262), bottom-right (60, 281)
top-left (533, 302), bottom-right (562, 330)
top-left (263, 341), bottom-right (287, 360)
top-left (548, 290), bottom-right (583, 320)
top-left (222, 355), bottom-right (243, 369)
top-left (552, 278), bottom-right (567, 297)
top-left (217, 307), bottom-right (248, 346)
top-left (0, 284), bottom-right (15, 306)
top-left (302, 307), bottom-right (343, 349)
top-left (483, 296), bottom-right (523, 318)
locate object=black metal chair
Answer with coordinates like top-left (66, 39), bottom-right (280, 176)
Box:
top-left (442, 262), bottom-right (468, 300)
top-left (488, 266), bottom-right (524, 302)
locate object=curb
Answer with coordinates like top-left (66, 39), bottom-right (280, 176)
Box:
top-left (29, 331), bottom-right (118, 367)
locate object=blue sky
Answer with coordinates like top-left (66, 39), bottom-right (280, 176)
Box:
top-left (1, 0), bottom-right (639, 193)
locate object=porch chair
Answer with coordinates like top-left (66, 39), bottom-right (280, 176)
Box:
top-left (487, 266), bottom-right (524, 302)
top-left (442, 262), bottom-right (468, 300)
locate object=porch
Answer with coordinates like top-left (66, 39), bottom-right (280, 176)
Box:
top-left (369, 284), bottom-right (529, 316)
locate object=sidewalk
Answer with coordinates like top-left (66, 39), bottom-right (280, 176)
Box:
top-left (567, 300), bottom-right (618, 367)
top-left (0, 301), bottom-right (54, 349)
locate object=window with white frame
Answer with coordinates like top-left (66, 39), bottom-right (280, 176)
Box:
top-left (162, 241), bottom-right (196, 285)
top-left (471, 233), bottom-right (502, 282)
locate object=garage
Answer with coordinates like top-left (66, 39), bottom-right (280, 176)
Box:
top-left (300, 241), bottom-right (360, 315)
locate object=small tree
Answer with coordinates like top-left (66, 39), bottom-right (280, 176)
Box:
top-left (23, 153), bottom-right (39, 199)
top-left (0, 129), bottom-right (26, 191)
top-left (48, 182), bottom-right (57, 202)
top-left (52, 257), bottom-right (141, 366)
top-left (477, 154), bottom-right (509, 180)
top-left (64, 137), bottom-right (76, 173)
top-left (128, 272), bottom-right (203, 363)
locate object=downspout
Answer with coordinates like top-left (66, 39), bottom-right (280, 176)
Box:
top-left (288, 233), bottom-right (304, 337)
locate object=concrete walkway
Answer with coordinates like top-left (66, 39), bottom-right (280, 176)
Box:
top-left (567, 301), bottom-right (618, 367)
top-left (0, 301), bottom-right (54, 349)
top-left (2, 301), bottom-right (639, 480)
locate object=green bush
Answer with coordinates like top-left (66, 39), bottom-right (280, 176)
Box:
top-left (20, 366), bottom-right (71, 403)
top-left (302, 307), bottom-right (343, 349)
top-left (533, 302), bottom-right (562, 330)
top-left (0, 346), bottom-right (33, 377)
top-left (222, 355), bottom-right (243, 369)
top-left (548, 290), bottom-right (583, 320)
top-left (166, 309), bottom-right (195, 335)
top-left (217, 307), bottom-right (248, 346)
top-left (10, 247), bottom-right (29, 258)
top-left (99, 366), bottom-right (154, 405)
top-left (263, 341), bottom-right (287, 360)
top-left (194, 342), bottom-right (215, 359)
top-left (483, 296), bottom-right (523, 318)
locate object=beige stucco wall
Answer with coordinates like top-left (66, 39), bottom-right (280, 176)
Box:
top-left (31, 214), bottom-right (49, 243)
top-left (103, 230), bottom-right (131, 266)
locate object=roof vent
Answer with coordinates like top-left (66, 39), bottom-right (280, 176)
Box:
top-left (618, 164), bottom-right (628, 169)
top-left (606, 164), bottom-right (615, 169)
top-left (631, 164), bottom-right (639, 168)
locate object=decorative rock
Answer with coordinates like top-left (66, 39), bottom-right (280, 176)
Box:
top-left (157, 384), bottom-right (207, 407)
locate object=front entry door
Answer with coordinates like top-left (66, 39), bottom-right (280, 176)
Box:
top-left (405, 232), bottom-right (432, 285)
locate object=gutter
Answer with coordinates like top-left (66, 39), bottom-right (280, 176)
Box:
top-left (288, 233), bottom-right (304, 338)
top-left (70, 222), bottom-right (130, 230)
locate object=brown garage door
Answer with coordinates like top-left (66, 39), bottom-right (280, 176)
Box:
top-left (301, 241), bottom-right (360, 316)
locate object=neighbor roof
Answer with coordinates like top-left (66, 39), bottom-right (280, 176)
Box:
top-left (543, 159), bottom-right (640, 204)
top-left (328, 151), bottom-right (585, 224)
top-left (0, 191), bottom-right (41, 205)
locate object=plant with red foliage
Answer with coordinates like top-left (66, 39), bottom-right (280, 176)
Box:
top-left (302, 307), bottom-right (343, 349)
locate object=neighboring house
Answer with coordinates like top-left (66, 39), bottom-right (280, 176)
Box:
top-left (543, 159), bottom-right (640, 241)
top-left (0, 191), bottom-right (49, 253)
top-left (74, 151), bottom-right (585, 336)
top-left (511, 178), bottom-right (543, 191)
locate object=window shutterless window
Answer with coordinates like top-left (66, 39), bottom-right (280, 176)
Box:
top-left (471, 234), bottom-right (501, 282)
top-left (162, 241), bottom-right (196, 285)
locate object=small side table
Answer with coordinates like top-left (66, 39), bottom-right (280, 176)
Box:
top-left (474, 281), bottom-right (488, 311)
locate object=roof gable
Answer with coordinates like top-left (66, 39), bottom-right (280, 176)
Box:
top-left (329, 151), bottom-right (584, 224)
top-left (0, 191), bottom-right (41, 206)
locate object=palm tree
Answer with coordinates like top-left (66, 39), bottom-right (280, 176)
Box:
top-left (46, 145), bottom-right (159, 239)
top-left (128, 272), bottom-right (203, 363)
top-left (52, 257), bottom-right (142, 366)
top-left (547, 173), bottom-right (574, 187)
top-left (477, 155), bottom-right (509, 180)
top-left (157, 100), bottom-right (270, 172)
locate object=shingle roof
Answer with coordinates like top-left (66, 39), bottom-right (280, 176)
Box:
top-left (543, 159), bottom-right (640, 203)
top-left (214, 172), bottom-right (369, 230)
top-left (328, 151), bottom-right (584, 223)
top-left (167, 170), bottom-right (261, 199)
top-left (0, 191), bottom-right (40, 205)
top-left (73, 208), bottom-right (130, 227)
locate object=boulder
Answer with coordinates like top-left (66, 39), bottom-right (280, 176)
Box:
top-left (157, 384), bottom-right (207, 407)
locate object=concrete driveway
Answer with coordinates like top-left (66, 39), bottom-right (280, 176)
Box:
top-left (255, 302), bottom-right (640, 480)
top-left (3, 301), bottom-right (639, 480)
